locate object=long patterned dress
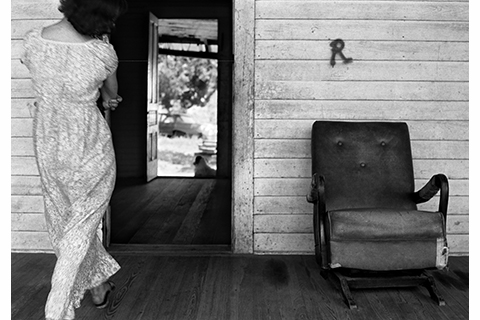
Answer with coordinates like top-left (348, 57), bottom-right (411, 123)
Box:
top-left (22, 28), bottom-right (121, 320)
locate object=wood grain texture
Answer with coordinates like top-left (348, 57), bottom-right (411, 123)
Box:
top-left (253, 214), bottom-right (468, 234)
top-left (11, 231), bottom-right (51, 252)
top-left (447, 234), bottom-right (468, 254)
top-left (254, 139), bottom-right (469, 159)
top-left (11, 176), bottom-right (42, 195)
top-left (11, 157), bottom-right (39, 175)
top-left (255, 81), bottom-right (468, 101)
top-left (11, 79), bottom-right (34, 98)
top-left (257, 0), bottom-right (469, 2)
top-left (416, 196), bottom-right (469, 213)
top-left (12, 0), bottom-right (59, 3)
top-left (256, 20), bottom-right (469, 41)
top-left (172, 180), bottom-right (216, 244)
top-left (10, 254), bottom-right (470, 319)
top-left (11, 195), bottom-right (44, 213)
top-left (11, 59), bottom-right (30, 79)
top-left (255, 61), bottom-right (469, 82)
top-left (11, 213), bottom-right (47, 231)
top-left (254, 233), bottom-right (313, 253)
top-left (11, 99), bottom-right (34, 118)
top-left (110, 178), bottom-right (231, 246)
top-left (10, 0), bottom-right (469, 255)
top-left (11, 253), bottom-right (54, 319)
top-left (254, 100), bottom-right (469, 120)
top-left (12, 137), bottom-right (34, 156)
top-left (253, 158), bottom-right (468, 179)
top-left (446, 215), bottom-right (469, 234)
top-left (11, 2), bottom-right (70, 20)
top-left (11, 40), bottom-right (24, 59)
top-left (232, 0), bottom-right (256, 254)
top-left (254, 195), bottom-right (468, 215)
top-left (254, 233), bottom-right (468, 254)
top-left (11, 19), bottom-right (60, 39)
top-left (254, 120), bottom-right (468, 141)
top-left (11, 118), bottom-right (33, 137)
top-left (256, 40), bottom-right (469, 61)
top-left (253, 178), bottom-right (468, 196)
top-left (255, 1), bottom-right (468, 21)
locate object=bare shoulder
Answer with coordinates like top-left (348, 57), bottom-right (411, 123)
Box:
top-left (42, 20), bottom-right (93, 43)
top-left (41, 22), bottom-right (64, 39)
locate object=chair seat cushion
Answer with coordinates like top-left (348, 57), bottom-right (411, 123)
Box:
top-left (326, 208), bottom-right (448, 270)
top-left (327, 208), bottom-right (445, 241)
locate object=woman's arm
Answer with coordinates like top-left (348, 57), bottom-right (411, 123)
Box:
top-left (101, 70), bottom-right (122, 110)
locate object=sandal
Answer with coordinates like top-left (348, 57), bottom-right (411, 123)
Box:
top-left (63, 304), bottom-right (75, 319)
top-left (93, 280), bottom-right (116, 309)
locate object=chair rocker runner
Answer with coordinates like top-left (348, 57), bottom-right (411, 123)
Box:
top-left (306, 121), bottom-right (449, 309)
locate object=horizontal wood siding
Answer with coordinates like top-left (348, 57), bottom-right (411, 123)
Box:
top-left (253, 0), bottom-right (468, 255)
top-left (11, 0), bottom-right (469, 256)
top-left (11, 0), bottom-right (61, 252)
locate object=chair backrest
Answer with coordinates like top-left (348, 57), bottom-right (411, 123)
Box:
top-left (311, 121), bottom-right (417, 211)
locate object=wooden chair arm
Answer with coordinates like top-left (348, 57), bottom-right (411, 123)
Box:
top-left (307, 174), bottom-right (329, 269)
top-left (413, 174), bottom-right (449, 219)
top-left (307, 174), bottom-right (319, 203)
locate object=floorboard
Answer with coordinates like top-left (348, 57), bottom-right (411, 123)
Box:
top-left (147, 180), bottom-right (205, 244)
top-left (172, 179), bottom-right (216, 244)
top-left (191, 179), bottom-right (231, 245)
top-left (11, 254), bottom-right (469, 320)
top-left (111, 178), bottom-right (231, 246)
top-left (126, 179), bottom-right (190, 244)
top-left (110, 178), bottom-right (173, 242)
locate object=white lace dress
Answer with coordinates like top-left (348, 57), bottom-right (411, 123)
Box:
top-left (22, 28), bottom-right (121, 320)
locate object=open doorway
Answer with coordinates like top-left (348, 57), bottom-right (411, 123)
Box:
top-left (108, 2), bottom-right (232, 250)
top-left (154, 19), bottom-right (219, 177)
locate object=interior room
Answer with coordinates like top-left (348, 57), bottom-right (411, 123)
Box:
top-left (107, 0), bottom-right (233, 250)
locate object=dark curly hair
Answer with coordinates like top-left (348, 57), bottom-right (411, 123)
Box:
top-left (58, 0), bottom-right (128, 38)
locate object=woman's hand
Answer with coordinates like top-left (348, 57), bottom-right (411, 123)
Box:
top-left (103, 95), bottom-right (122, 111)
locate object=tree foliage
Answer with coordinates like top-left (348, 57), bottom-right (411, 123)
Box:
top-left (158, 55), bottom-right (218, 112)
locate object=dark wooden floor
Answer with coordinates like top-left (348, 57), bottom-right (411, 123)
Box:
top-left (110, 178), bottom-right (231, 245)
top-left (12, 253), bottom-right (468, 320)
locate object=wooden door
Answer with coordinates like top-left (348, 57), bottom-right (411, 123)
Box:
top-left (147, 12), bottom-right (159, 181)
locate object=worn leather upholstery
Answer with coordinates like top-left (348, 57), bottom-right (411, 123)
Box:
top-left (311, 121), bottom-right (448, 271)
top-left (327, 209), bottom-right (446, 270)
top-left (327, 209), bottom-right (445, 240)
top-left (312, 121), bottom-right (416, 212)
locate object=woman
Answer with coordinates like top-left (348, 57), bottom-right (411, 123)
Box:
top-left (21, 0), bottom-right (128, 319)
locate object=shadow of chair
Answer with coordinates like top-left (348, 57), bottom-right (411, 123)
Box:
top-left (307, 121), bottom-right (449, 309)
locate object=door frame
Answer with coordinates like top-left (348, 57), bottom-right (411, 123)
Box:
top-left (146, 12), bottom-right (159, 182)
top-left (231, 0), bottom-right (255, 254)
top-left (109, 0), bottom-right (254, 254)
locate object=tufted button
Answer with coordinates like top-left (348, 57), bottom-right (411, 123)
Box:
top-left (380, 141), bottom-right (386, 146)
top-left (360, 162), bottom-right (366, 168)
top-left (337, 141), bottom-right (343, 146)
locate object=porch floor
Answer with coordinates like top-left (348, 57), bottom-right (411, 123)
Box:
top-left (110, 178), bottom-right (231, 245)
top-left (11, 253), bottom-right (468, 320)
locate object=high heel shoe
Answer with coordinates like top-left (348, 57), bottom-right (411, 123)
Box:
top-left (93, 280), bottom-right (115, 309)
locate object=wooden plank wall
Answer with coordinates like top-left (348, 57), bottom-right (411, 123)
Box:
top-left (11, 0), bottom-right (62, 252)
top-left (252, 0), bottom-right (469, 255)
top-left (10, 0), bottom-right (469, 256)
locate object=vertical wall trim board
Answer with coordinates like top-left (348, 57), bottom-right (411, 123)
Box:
top-left (232, 0), bottom-right (256, 253)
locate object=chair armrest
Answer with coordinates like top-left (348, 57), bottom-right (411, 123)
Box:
top-left (413, 174), bottom-right (449, 218)
top-left (307, 173), bottom-right (319, 203)
top-left (307, 174), bottom-right (329, 269)
top-left (307, 173), bottom-right (326, 206)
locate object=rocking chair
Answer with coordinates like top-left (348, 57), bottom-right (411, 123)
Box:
top-left (307, 121), bottom-right (449, 309)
